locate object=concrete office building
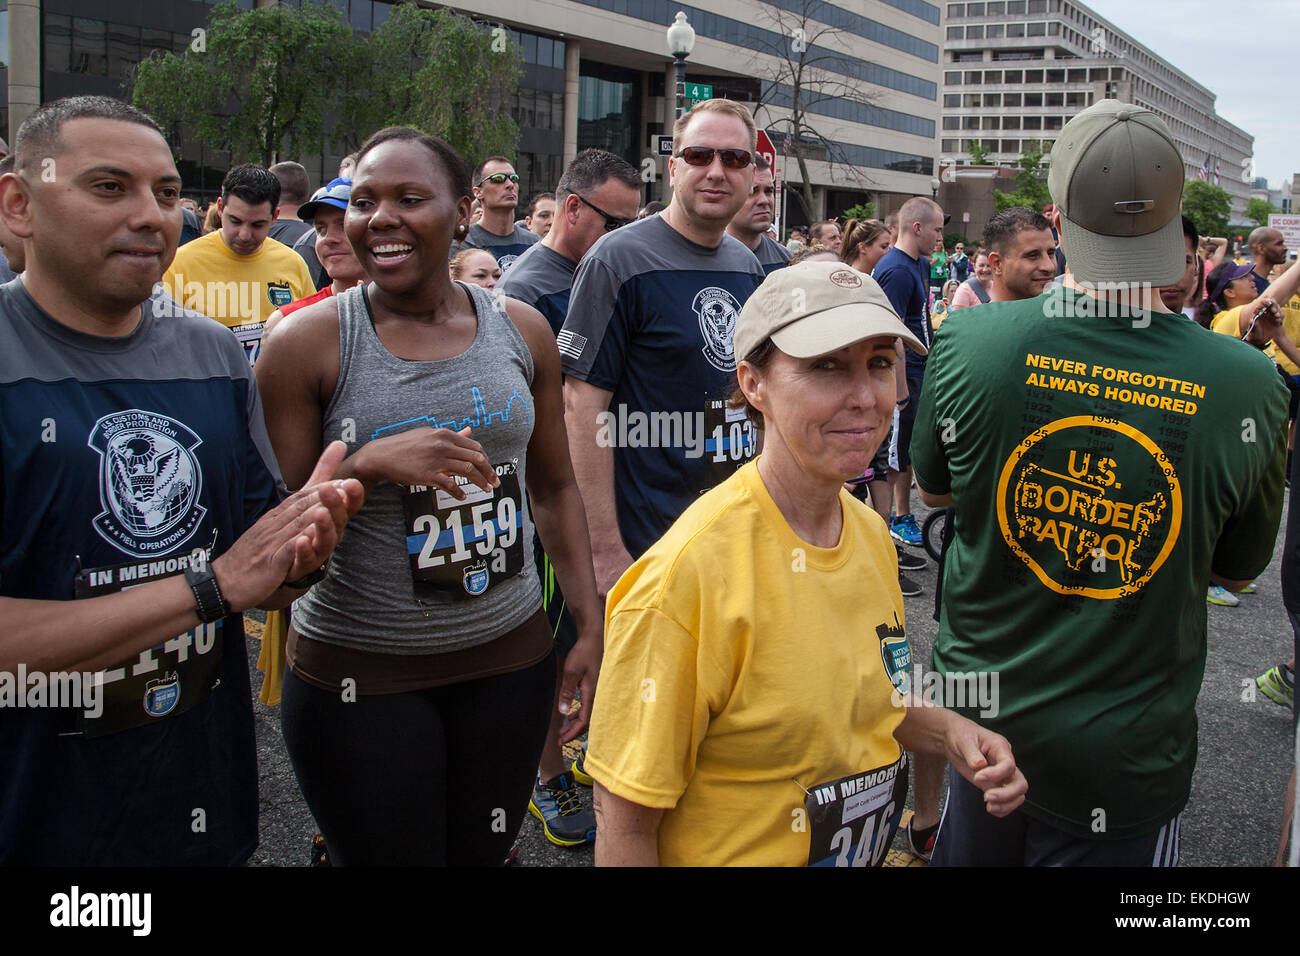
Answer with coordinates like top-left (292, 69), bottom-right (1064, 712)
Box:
top-left (3, 0), bottom-right (943, 227)
top-left (940, 0), bottom-right (1254, 221)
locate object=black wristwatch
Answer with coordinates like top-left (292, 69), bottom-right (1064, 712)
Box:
top-left (185, 565), bottom-right (230, 623)
top-left (283, 559), bottom-right (330, 590)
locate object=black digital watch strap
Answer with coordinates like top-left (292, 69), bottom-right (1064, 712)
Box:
top-left (185, 566), bottom-right (230, 623)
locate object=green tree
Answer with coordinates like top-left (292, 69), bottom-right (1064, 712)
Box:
top-left (344, 4), bottom-right (522, 163)
top-left (1182, 180), bottom-right (1232, 239)
top-left (1246, 197), bottom-right (1274, 229)
top-left (966, 141), bottom-right (991, 165)
top-left (840, 201), bottom-right (877, 222)
top-left (993, 141), bottom-right (1051, 213)
top-left (131, 1), bottom-right (358, 166)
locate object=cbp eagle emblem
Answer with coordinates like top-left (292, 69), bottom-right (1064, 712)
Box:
top-left (89, 409), bottom-right (206, 557)
top-left (693, 286), bottom-right (742, 372)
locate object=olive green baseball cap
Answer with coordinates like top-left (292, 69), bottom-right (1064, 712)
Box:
top-left (733, 260), bottom-right (927, 362)
top-left (1047, 100), bottom-right (1184, 286)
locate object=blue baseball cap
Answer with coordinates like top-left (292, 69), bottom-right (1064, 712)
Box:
top-left (298, 178), bottom-right (351, 220)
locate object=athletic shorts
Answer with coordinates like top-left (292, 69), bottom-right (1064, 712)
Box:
top-left (533, 538), bottom-right (578, 658)
top-left (930, 765), bottom-right (1184, 866)
top-left (1279, 364), bottom-right (1300, 420)
top-left (889, 376), bottom-right (924, 473)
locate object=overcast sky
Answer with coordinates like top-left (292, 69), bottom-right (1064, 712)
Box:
top-left (1083, 0), bottom-right (1295, 189)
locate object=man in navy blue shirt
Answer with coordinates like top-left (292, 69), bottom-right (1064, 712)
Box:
top-left (560, 99), bottom-right (765, 595)
top-left (726, 156), bottom-right (791, 274)
top-left (873, 195), bottom-right (947, 860)
top-left (1249, 226), bottom-right (1288, 296)
top-left (0, 96), bottom-right (362, 865)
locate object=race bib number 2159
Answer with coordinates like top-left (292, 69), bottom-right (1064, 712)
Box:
top-left (402, 459), bottom-right (525, 601)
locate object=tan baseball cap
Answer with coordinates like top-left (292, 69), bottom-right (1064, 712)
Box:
top-left (733, 260), bottom-right (927, 362)
top-left (1047, 100), bottom-right (1184, 286)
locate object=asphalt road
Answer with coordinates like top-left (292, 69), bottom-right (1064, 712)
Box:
top-left (244, 498), bottom-right (1296, 867)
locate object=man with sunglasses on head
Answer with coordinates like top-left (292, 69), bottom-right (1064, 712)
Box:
top-left (463, 156), bottom-right (538, 274)
top-left (560, 98), bottom-right (765, 603)
top-left (726, 155), bottom-right (791, 275)
top-left (496, 147), bottom-right (641, 849)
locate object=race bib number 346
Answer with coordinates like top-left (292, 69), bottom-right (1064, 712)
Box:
top-left (402, 459), bottom-right (525, 600)
top-left (804, 754), bottom-right (908, 867)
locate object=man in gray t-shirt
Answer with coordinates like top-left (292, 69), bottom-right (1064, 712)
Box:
top-left (464, 156), bottom-right (538, 273)
top-left (497, 150), bottom-right (640, 335)
top-left (726, 156), bottom-right (790, 275)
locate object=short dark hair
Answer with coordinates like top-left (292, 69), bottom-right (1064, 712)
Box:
top-left (472, 155), bottom-right (512, 185)
top-left (754, 153), bottom-right (770, 173)
top-left (556, 149), bottom-right (640, 202)
top-left (221, 163), bottom-right (280, 210)
top-left (356, 126), bottom-right (471, 201)
top-left (1181, 214), bottom-right (1198, 251)
top-left (984, 207), bottom-right (1052, 256)
top-left (528, 192), bottom-right (555, 215)
top-left (269, 161), bottom-right (310, 206)
top-left (15, 95), bottom-right (164, 176)
top-left (639, 200), bottom-right (667, 219)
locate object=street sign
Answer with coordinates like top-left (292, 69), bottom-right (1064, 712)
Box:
top-left (684, 81), bottom-right (713, 101)
top-left (1269, 214), bottom-right (1300, 251)
top-left (654, 135), bottom-right (673, 157)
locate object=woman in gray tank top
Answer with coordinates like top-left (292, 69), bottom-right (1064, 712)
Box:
top-left (256, 127), bottom-right (603, 866)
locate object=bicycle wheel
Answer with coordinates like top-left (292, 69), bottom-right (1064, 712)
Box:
top-left (922, 508), bottom-right (949, 563)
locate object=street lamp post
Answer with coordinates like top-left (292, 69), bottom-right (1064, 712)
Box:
top-left (930, 177), bottom-right (941, 199)
top-left (666, 12), bottom-right (696, 121)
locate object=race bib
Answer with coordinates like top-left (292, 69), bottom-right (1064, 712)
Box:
top-left (402, 459), bottom-right (525, 601)
top-left (703, 398), bottom-right (757, 490)
top-left (229, 321), bottom-right (263, 367)
top-left (804, 754), bottom-right (908, 867)
top-left (73, 555), bottom-right (223, 738)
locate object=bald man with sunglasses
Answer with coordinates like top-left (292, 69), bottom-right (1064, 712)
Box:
top-left (559, 99), bottom-right (766, 598)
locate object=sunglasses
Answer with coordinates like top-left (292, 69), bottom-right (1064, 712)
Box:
top-left (574, 193), bottom-right (633, 231)
top-left (675, 146), bottom-right (752, 169)
top-left (477, 172), bottom-right (519, 186)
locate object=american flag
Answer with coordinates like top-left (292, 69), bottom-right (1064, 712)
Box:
top-left (1199, 153), bottom-right (1210, 181)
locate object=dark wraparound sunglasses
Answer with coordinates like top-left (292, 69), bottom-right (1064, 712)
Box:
top-left (477, 172), bottom-right (520, 186)
top-left (574, 193), bottom-right (633, 231)
top-left (675, 146), bottom-right (753, 169)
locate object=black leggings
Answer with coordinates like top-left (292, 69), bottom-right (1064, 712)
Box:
top-left (281, 646), bottom-right (555, 866)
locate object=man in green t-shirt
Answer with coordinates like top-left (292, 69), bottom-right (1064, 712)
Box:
top-left (911, 100), bottom-right (1288, 865)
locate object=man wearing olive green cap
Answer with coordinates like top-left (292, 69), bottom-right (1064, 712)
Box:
top-left (911, 99), bottom-right (1289, 865)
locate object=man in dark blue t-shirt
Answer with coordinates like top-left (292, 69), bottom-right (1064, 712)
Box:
top-left (560, 100), bottom-right (765, 595)
top-left (725, 156), bottom-right (791, 275)
top-left (0, 96), bottom-right (361, 865)
top-left (1249, 225), bottom-right (1287, 296)
top-left (872, 195), bottom-right (947, 860)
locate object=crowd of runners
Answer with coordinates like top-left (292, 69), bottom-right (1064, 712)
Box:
top-left (0, 93), bottom-right (1295, 868)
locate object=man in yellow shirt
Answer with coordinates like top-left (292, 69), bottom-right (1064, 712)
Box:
top-left (161, 163), bottom-right (314, 366)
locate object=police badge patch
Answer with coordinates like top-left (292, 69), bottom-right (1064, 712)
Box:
top-left (89, 409), bottom-right (207, 557)
top-left (876, 613), bottom-right (911, 695)
top-left (694, 286), bottom-right (742, 372)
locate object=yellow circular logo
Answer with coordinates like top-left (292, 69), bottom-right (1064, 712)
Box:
top-left (995, 415), bottom-right (1182, 600)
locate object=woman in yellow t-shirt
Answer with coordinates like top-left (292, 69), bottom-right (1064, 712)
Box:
top-left (585, 261), bottom-right (1028, 867)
